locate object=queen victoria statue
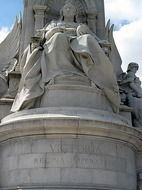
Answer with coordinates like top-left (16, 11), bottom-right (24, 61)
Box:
top-left (11, 0), bottom-right (120, 113)
top-left (0, 1), bottom-right (142, 190)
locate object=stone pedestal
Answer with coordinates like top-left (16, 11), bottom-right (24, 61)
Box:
top-left (0, 108), bottom-right (141, 190)
top-left (39, 84), bottom-right (113, 112)
top-left (119, 104), bottom-right (133, 124)
top-left (136, 128), bottom-right (142, 190)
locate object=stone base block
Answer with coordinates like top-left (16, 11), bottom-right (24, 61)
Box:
top-left (39, 84), bottom-right (113, 112)
top-left (0, 108), bottom-right (141, 190)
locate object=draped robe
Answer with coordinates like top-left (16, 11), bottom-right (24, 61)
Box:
top-left (11, 22), bottom-right (120, 113)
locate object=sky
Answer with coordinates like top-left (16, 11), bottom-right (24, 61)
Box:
top-left (0, 0), bottom-right (142, 80)
top-left (105, 0), bottom-right (142, 80)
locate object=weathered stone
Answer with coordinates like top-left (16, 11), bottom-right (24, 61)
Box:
top-left (0, 1), bottom-right (142, 190)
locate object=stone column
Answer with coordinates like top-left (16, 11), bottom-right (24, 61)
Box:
top-left (95, 0), bottom-right (105, 39)
top-left (33, 5), bottom-right (48, 31)
top-left (87, 8), bottom-right (97, 34)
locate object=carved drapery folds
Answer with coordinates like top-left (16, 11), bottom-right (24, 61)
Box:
top-left (1, 0), bottom-right (141, 127)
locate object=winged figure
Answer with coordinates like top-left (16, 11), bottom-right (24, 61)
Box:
top-left (0, 16), bottom-right (22, 75)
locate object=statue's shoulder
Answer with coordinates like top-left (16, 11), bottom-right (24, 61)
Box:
top-left (44, 20), bottom-right (58, 30)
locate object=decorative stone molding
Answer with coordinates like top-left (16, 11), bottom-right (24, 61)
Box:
top-left (0, 108), bottom-right (139, 190)
top-left (1, 108), bottom-right (142, 151)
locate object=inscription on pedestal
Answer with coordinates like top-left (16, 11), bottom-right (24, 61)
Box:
top-left (31, 153), bottom-right (126, 172)
top-left (33, 139), bottom-right (116, 156)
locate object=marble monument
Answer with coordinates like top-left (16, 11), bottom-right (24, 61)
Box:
top-left (0, 0), bottom-right (142, 190)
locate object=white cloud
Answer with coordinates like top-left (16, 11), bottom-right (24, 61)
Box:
top-left (105, 0), bottom-right (142, 23)
top-left (104, 0), bottom-right (142, 80)
top-left (0, 27), bottom-right (10, 43)
top-left (114, 19), bottom-right (142, 78)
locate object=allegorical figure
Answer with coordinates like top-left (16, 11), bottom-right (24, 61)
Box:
top-left (119, 62), bottom-right (142, 127)
top-left (11, 0), bottom-right (120, 113)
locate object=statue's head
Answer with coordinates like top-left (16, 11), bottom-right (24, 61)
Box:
top-left (60, 0), bottom-right (77, 22)
top-left (127, 62), bottom-right (139, 73)
top-left (31, 36), bottom-right (42, 51)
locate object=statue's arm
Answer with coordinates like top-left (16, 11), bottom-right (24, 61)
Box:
top-left (120, 72), bottom-right (135, 84)
top-left (45, 26), bottom-right (67, 41)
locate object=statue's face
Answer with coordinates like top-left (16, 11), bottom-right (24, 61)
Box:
top-left (131, 67), bottom-right (138, 73)
top-left (62, 3), bottom-right (76, 17)
top-left (128, 63), bottom-right (139, 73)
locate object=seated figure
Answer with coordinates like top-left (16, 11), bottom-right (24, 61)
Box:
top-left (11, 0), bottom-right (120, 113)
top-left (119, 62), bottom-right (142, 127)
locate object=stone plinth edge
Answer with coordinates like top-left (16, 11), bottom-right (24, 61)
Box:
top-left (0, 184), bottom-right (125, 190)
top-left (1, 107), bottom-right (142, 151)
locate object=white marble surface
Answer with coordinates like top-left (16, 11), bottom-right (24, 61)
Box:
top-left (0, 108), bottom-right (141, 189)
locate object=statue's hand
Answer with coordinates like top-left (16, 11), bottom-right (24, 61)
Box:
top-left (45, 26), bottom-right (65, 41)
top-left (51, 26), bottom-right (66, 33)
top-left (77, 24), bottom-right (91, 36)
